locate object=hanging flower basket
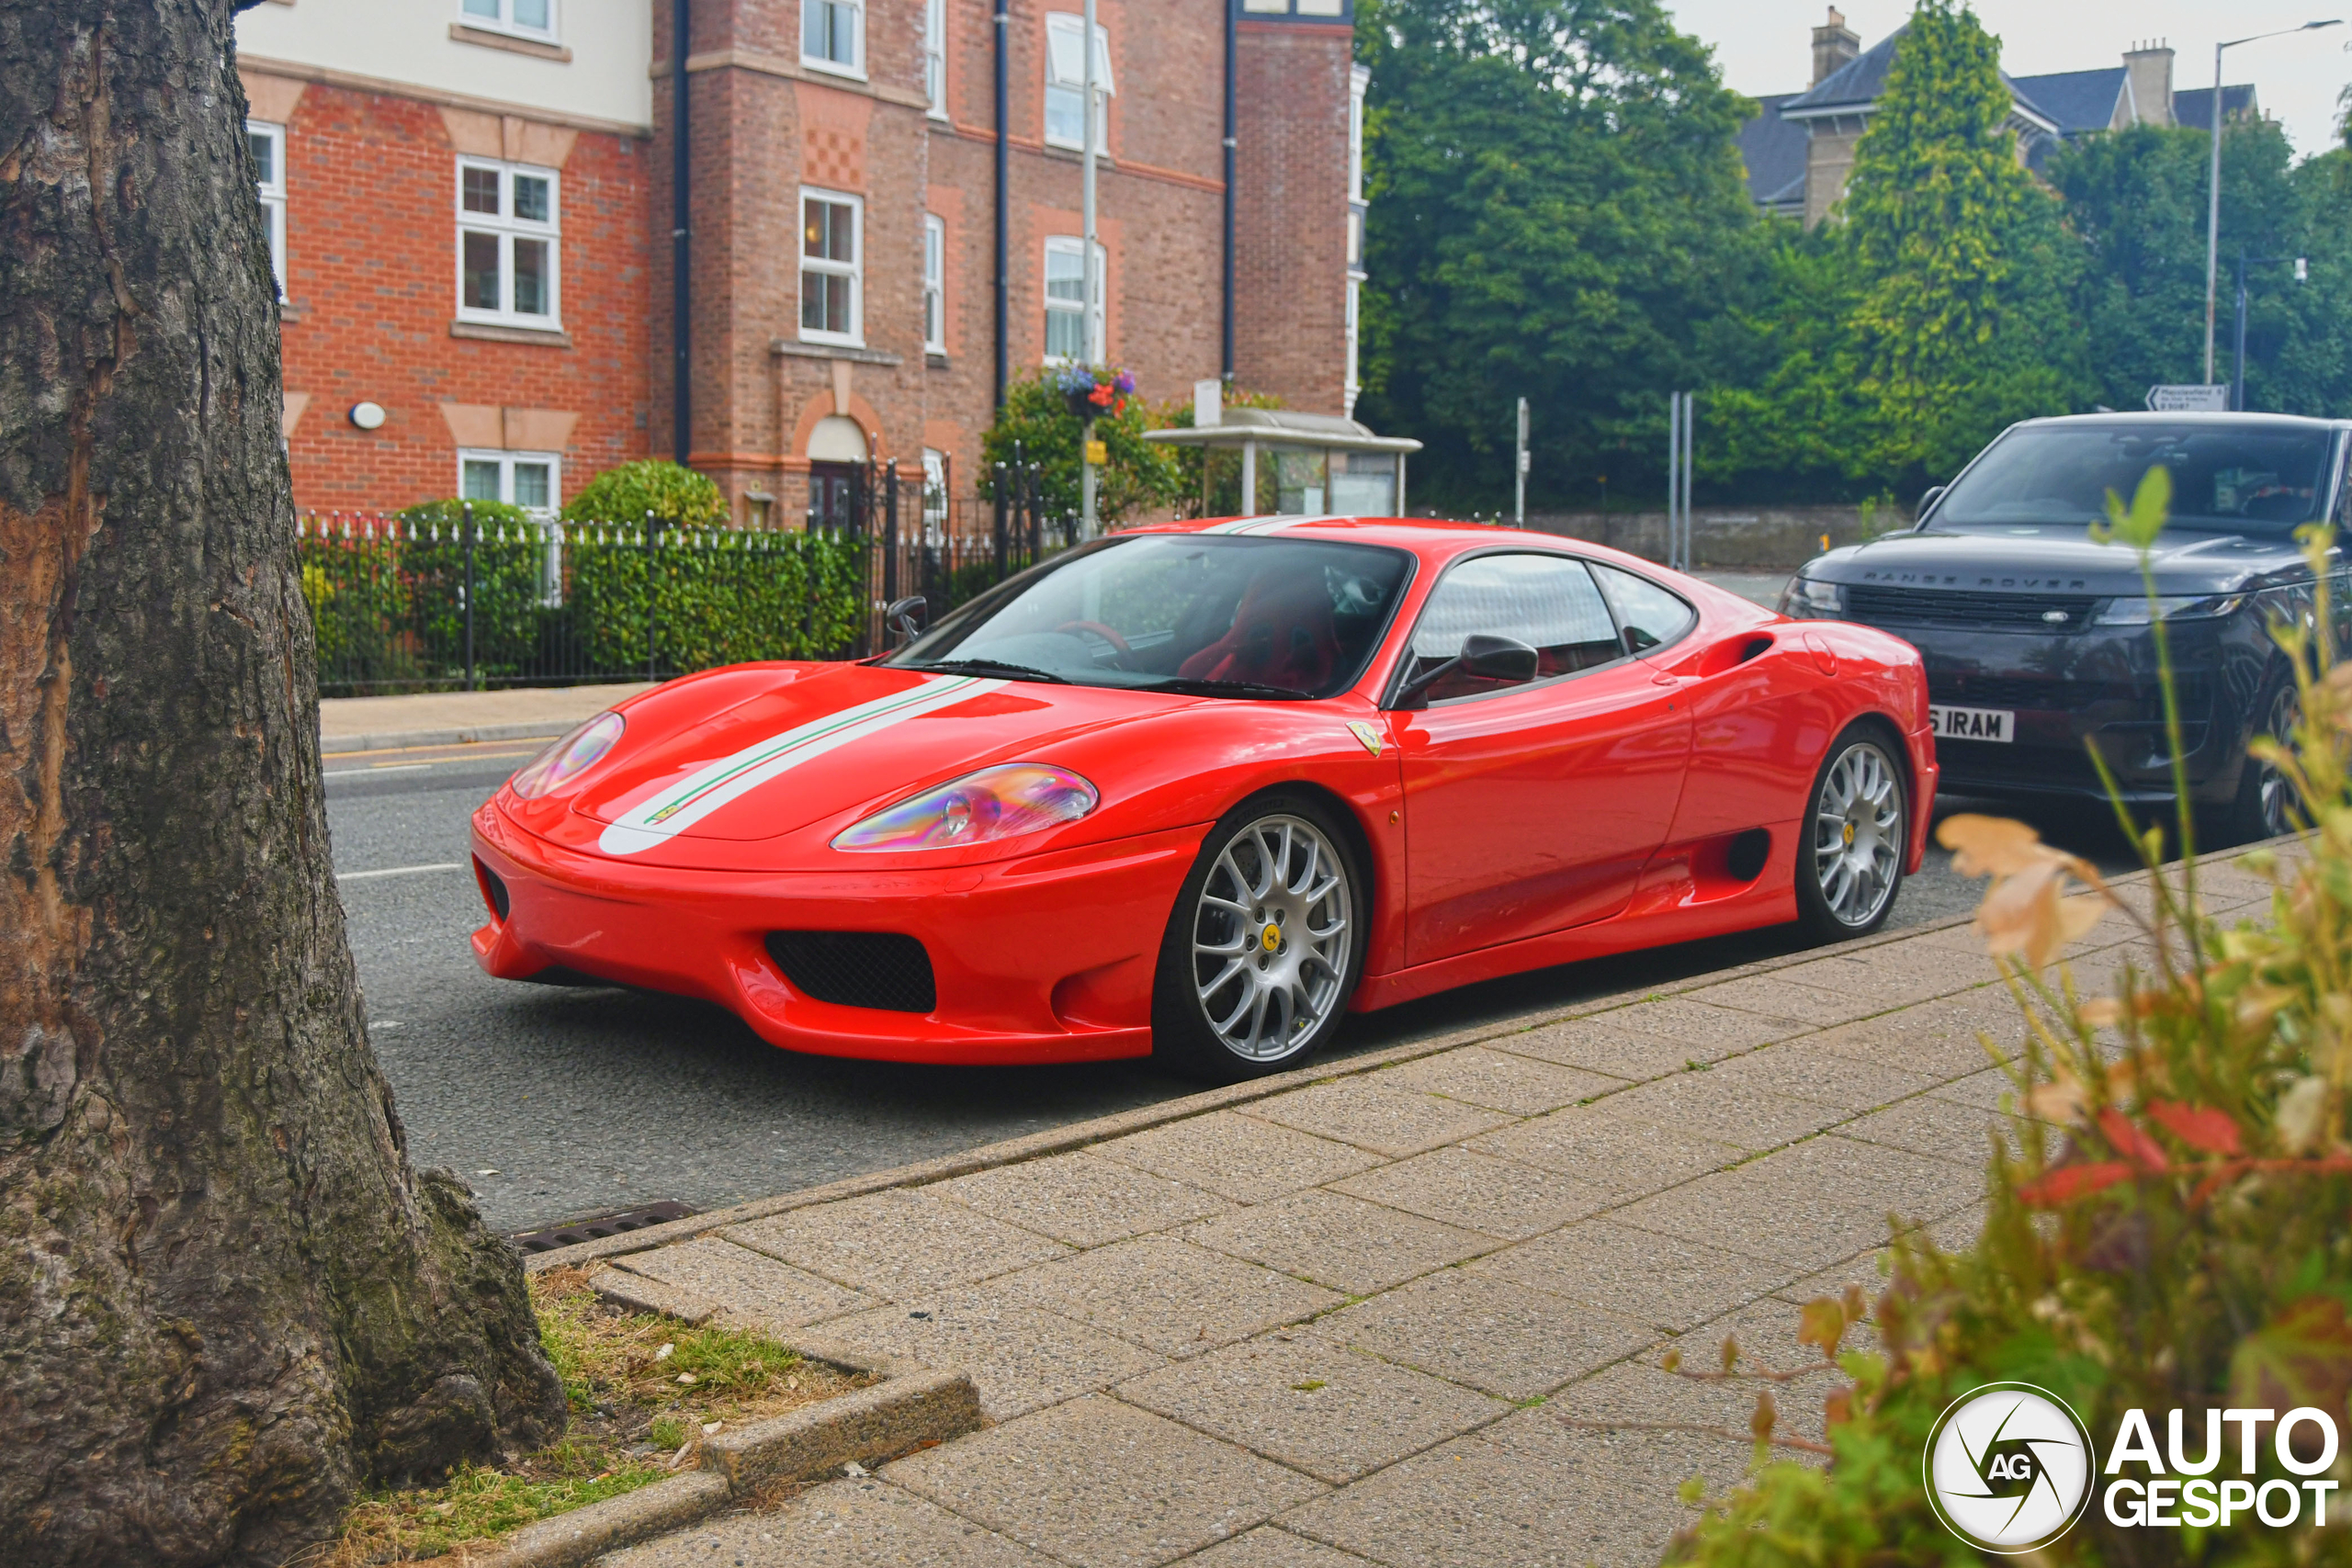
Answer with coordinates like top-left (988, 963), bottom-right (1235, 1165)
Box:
top-left (1056, 364), bottom-right (1136, 423)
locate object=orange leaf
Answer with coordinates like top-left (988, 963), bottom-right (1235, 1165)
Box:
top-left (2016, 1161), bottom-right (2133, 1207)
top-left (2146, 1100), bottom-right (2243, 1156)
top-left (1797, 1296), bottom-right (1848, 1359)
top-left (2099, 1108), bottom-right (2171, 1171)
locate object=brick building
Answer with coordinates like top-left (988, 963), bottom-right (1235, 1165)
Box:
top-left (233, 1), bottom-right (1366, 525)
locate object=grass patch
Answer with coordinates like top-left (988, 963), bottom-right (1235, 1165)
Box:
top-left (311, 1266), bottom-right (865, 1566)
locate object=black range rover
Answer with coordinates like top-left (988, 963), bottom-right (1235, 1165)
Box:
top-left (1778, 413), bottom-right (2349, 841)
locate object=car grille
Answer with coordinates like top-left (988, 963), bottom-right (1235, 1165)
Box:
top-left (765, 931), bottom-right (937, 1012)
top-left (1847, 585), bottom-right (2101, 632)
top-left (1927, 673), bottom-right (2211, 716)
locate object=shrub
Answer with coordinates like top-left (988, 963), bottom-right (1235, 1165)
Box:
top-left (563, 459), bottom-right (729, 529)
top-left (1668, 476), bottom-right (2352, 1566)
top-left (978, 367), bottom-right (1184, 525)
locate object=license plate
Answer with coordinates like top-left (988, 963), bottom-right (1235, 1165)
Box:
top-left (1930, 705), bottom-right (2014, 743)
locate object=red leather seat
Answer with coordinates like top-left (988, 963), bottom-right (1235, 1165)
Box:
top-left (1179, 572), bottom-right (1339, 692)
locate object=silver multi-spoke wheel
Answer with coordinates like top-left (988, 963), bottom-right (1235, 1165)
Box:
top-left (2255, 683), bottom-right (2300, 840)
top-left (1187, 814), bottom-right (1353, 1062)
top-left (1812, 739), bottom-right (1904, 930)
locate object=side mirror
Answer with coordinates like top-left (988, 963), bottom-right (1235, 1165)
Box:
top-left (1917, 485), bottom-right (1948, 522)
top-left (1391, 633), bottom-right (1540, 708)
top-left (886, 594), bottom-right (927, 647)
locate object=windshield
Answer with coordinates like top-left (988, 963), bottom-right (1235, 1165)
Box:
top-left (1934, 423), bottom-right (2338, 536)
top-left (883, 533), bottom-right (1414, 700)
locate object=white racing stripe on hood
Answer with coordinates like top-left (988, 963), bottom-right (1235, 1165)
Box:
top-left (1197, 516), bottom-right (1306, 536)
top-left (597, 675), bottom-right (1005, 856)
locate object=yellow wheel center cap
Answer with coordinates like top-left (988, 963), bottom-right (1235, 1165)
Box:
top-left (1843, 821), bottom-right (1857, 846)
top-left (1261, 924), bottom-right (1283, 953)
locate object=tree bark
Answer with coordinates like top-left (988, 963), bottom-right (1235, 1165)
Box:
top-left (0, 5), bottom-right (565, 1563)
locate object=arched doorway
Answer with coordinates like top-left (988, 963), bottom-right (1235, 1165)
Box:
top-left (807, 414), bottom-right (868, 531)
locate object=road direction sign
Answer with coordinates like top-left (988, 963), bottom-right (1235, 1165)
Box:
top-left (2146, 384), bottom-right (2229, 412)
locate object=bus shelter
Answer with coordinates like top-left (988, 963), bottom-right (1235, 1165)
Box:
top-left (1144, 406), bottom-right (1421, 519)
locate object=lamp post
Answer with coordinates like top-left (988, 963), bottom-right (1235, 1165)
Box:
top-left (1080, 0), bottom-right (1101, 538)
top-left (2205, 20), bottom-right (2339, 386)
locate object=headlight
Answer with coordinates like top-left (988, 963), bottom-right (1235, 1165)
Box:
top-left (510, 712), bottom-right (626, 799)
top-left (1779, 575), bottom-right (1844, 617)
top-left (2091, 594), bottom-right (2246, 626)
top-left (832, 763), bottom-right (1099, 852)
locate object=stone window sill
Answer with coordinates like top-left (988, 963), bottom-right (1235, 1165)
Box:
top-left (450, 23), bottom-right (573, 63)
top-left (451, 320), bottom-right (574, 349)
top-left (926, 351), bottom-right (949, 370)
top-left (772, 339), bottom-right (904, 367)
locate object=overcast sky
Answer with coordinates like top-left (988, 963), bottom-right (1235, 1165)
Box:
top-left (1668, 1), bottom-right (2352, 160)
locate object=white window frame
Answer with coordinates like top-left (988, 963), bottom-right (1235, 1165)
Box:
top-left (1043, 236), bottom-right (1104, 367)
top-left (924, 0), bottom-right (948, 118)
top-left (454, 157), bottom-right (562, 330)
top-left (922, 447), bottom-right (950, 536)
top-left (1344, 277), bottom-right (1363, 417)
top-left (458, 0), bottom-right (560, 43)
top-left (799, 187), bottom-right (865, 347)
top-left (248, 118), bottom-right (287, 301)
top-left (1349, 67), bottom-right (1369, 205)
top-left (1043, 13), bottom-right (1114, 152)
top-left (802, 0), bottom-right (865, 81)
top-left (458, 449), bottom-right (562, 514)
top-left (922, 214), bottom-right (947, 355)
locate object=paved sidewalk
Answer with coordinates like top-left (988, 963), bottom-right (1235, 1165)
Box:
top-left (553, 863), bottom-right (2278, 1568)
top-left (319, 682), bottom-right (654, 753)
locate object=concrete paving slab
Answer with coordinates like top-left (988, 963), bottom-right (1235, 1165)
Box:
top-left (727, 1190), bottom-right (1069, 1299)
top-left (1770, 1249), bottom-right (1893, 1310)
top-left (1684, 971), bottom-right (1890, 1027)
top-left (1183, 1189), bottom-right (1493, 1295)
top-left (600, 1475), bottom-right (1054, 1567)
top-left (1759, 1133), bottom-right (1987, 1222)
top-left (1928, 1065), bottom-right (2021, 1111)
top-left (885, 1396), bottom-right (1327, 1568)
top-left (1373, 1046), bottom-right (1622, 1116)
top-left (1114, 1332), bottom-right (1510, 1483)
top-left (1588, 1073), bottom-right (1847, 1153)
top-left (1327, 1145), bottom-right (1611, 1241)
top-left (1838, 1093), bottom-right (2036, 1167)
top-left (1466, 1216), bottom-right (1799, 1334)
top-left (1688, 1041), bottom-right (1944, 1113)
top-left (1464, 1105), bottom-right (1744, 1194)
top-left (1804, 987), bottom-right (2026, 1077)
top-left (613, 1235), bottom-right (876, 1327)
top-left (818, 1286), bottom-right (1169, 1422)
top-left (1768, 951), bottom-right (1987, 1010)
top-left (1184, 1526), bottom-right (1378, 1567)
top-left (1240, 1077), bottom-right (1518, 1158)
top-left (1095, 1111), bottom-right (1385, 1203)
top-left (934, 1151), bottom-right (1235, 1248)
top-left (1609, 1168), bottom-right (1905, 1271)
top-left (1494, 998), bottom-right (1808, 1077)
top-left (1317, 1268), bottom-right (1657, 1402)
top-left (991, 1235), bottom-right (1344, 1359)
top-left (1550, 1332), bottom-right (1842, 1456)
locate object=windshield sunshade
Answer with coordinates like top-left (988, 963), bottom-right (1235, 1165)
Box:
top-left (1935, 423), bottom-right (2336, 536)
top-left (883, 534), bottom-right (1414, 700)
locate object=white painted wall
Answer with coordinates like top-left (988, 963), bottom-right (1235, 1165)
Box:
top-left (235, 0), bottom-right (651, 130)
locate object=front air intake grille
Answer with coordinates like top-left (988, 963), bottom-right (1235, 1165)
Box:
top-left (765, 931), bottom-right (937, 1012)
top-left (1846, 585), bottom-right (2101, 632)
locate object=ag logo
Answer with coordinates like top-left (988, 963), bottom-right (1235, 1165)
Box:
top-left (1925, 1382), bottom-right (2096, 1553)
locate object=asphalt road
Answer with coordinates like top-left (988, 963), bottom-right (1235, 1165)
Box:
top-left (325, 733), bottom-right (2145, 1235)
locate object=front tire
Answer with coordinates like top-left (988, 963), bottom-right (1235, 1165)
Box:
top-left (2212, 676), bottom-right (2299, 847)
top-left (1796, 725), bottom-right (1908, 942)
top-left (1153, 795), bottom-right (1365, 1082)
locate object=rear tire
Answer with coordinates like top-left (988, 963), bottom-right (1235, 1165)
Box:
top-left (1796, 724), bottom-right (1908, 943)
top-left (1152, 794), bottom-right (1366, 1083)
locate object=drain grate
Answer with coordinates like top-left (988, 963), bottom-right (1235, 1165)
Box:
top-left (512, 1199), bottom-right (697, 1255)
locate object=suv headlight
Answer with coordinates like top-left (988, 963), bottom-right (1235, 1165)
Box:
top-left (2092, 594), bottom-right (2246, 626)
top-left (510, 712), bottom-right (625, 799)
top-left (1779, 575), bottom-right (1844, 618)
top-left (833, 763), bottom-right (1099, 852)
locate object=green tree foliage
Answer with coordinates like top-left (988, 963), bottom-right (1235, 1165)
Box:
top-left (1352, 0), bottom-right (1769, 510)
top-left (978, 369), bottom-right (1184, 525)
top-left (563, 459), bottom-right (729, 529)
top-left (2053, 122), bottom-right (2352, 418)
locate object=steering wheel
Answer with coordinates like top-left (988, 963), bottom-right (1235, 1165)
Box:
top-left (1054, 620), bottom-right (1132, 660)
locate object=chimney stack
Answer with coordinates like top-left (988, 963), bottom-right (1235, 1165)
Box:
top-left (2122, 39), bottom-right (2175, 129)
top-left (1813, 6), bottom-right (1860, 86)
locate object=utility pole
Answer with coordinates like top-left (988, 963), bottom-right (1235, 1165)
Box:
top-left (1666, 393), bottom-right (1682, 572)
top-left (1513, 398), bottom-right (1529, 528)
top-left (1080, 0), bottom-right (1102, 538)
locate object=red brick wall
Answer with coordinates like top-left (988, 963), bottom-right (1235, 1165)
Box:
top-left (1233, 18), bottom-right (1352, 415)
top-left (273, 82), bottom-right (653, 513)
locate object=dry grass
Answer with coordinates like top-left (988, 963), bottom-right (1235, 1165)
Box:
top-left (303, 1266), bottom-right (866, 1566)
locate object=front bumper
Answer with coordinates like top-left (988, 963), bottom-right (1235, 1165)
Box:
top-left (469, 802), bottom-right (1207, 1065)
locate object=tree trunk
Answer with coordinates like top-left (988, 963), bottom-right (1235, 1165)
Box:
top-left (0, 5), bottom-right (565, 1563)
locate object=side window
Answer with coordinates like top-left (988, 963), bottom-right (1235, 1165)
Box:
top-left (1590, 563), bottom-right (1696, 654)
top-left (1406, 553), bottom-right (1621, 702)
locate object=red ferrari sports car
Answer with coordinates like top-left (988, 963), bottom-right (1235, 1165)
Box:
top-left (469, 517), bottom-right (1935, 1079)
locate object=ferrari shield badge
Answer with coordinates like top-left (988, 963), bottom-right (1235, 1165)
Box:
top-left (1347, 721), bottom-right (1385, 758)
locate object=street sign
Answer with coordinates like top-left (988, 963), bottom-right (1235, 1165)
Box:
top-left (2146, 384), bottom-right (2229, 412)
